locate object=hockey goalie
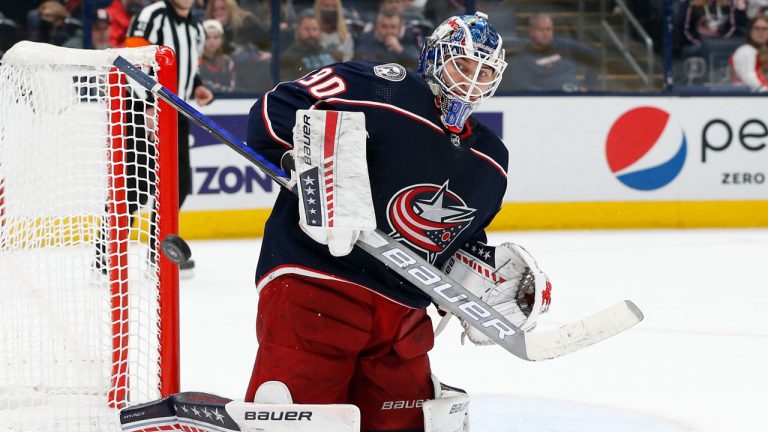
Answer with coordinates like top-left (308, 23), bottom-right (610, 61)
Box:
top-left (121, 11), bottom-right (559, 432)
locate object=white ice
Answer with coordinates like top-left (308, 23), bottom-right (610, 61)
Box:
top-left (180, 228), bottom-right (768, 432)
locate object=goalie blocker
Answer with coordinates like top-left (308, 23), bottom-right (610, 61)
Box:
top-left (120, 377), bottom-right (468, 432)
top-left (292, 109), bottom-right (375, 257)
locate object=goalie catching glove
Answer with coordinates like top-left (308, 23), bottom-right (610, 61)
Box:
top-left (292, 110), bottom-right (375, 257)
top-left (442, 241), bottom-right (552, 345)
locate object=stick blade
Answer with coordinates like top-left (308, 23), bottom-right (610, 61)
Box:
top-left (522, 300), bottom-right (644, 361)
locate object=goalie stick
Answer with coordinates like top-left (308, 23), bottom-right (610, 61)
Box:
top-left (113, 56), bottom-right (643, 361)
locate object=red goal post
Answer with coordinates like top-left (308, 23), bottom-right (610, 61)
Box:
top-left (0, 41), bottom-right (179, 431)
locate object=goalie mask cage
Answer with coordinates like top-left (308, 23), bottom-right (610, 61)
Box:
top-left (0, 42), bottom-right (179, 431)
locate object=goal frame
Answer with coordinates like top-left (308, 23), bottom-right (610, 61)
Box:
top-left (0, 41), bottom-right (181, 415)
top-left (106, 45), bottom-right (181, 406)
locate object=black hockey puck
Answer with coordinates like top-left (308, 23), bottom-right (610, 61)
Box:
top-left (161, 234), bottom-right (192, 265)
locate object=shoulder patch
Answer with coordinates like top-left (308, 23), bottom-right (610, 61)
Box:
top-left (373, 63), bottom-right (407, 82)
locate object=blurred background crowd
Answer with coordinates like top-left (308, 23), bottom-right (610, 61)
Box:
top-left (1, 0), bottom-right (768, 95)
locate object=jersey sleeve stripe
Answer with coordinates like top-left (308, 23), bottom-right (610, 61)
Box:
top-left (321, 98), bottom-right (445, 135)
top-left (260, 89), bottom-right (293, 148)
top-left (469, 148), bottom-right (507, 179)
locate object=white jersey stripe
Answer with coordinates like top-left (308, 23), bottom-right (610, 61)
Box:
top-left (470, 148), bottom-right (507, 178)
top-left (260, 89), bottom-right (293, 148)
top-left (322, 97), bottom-right (445, 134)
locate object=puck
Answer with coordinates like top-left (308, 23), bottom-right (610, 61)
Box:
top-left (161, 234), bottom-right (192, 265)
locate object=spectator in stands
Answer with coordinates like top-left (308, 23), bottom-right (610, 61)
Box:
top-left (34, 1), bottom-right (75, 46)
top-left (502, 13), bottom-right (599, 92)
top-left (747, 0), bottom-right (768, 19)
top-left (105, 0), bottom-right (147, 48)
top-left (361, 0), bottom-right (410, 35)
top-left (0, 5), bottom-right (31, 36)
top-left (65, 8), bottom-right (113, 49)
top-left (683, 0), bottom-right (736, 48)
top-left (26, 0), bottom-right (112, 43)
top-left (201, 19), bottom-right (237, 93)
top-left (423, 0), bottom-right (463, 26)
top-left (381, 0), bottom-right (405, 16)
top-left (314, 0), bottom-right (354, 61)
top-left (206, 0), bottom-right (270, 54)
top-left (404, 0), bottom-right (427, 19)
top-left (281, 10), bottom-right (336, 80)
top-left (354, 9), bottom-right (420, 69)
top-left (730, 16), bottom-right (768, 91)
top-left (192, 0), bottom-right (206, 21)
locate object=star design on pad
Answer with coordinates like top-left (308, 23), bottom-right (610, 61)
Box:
top-left (202, 407), bottom-right (213, 419)
top-left (413, 181), bottom-right (475, 223)
top-left (191, 406), bottom-right (200, 416)
top-left (302, 176), bottom-right (315, 186)
top-left (213, 408), bottom-right (225, 423)
top-left (304, 186), bottom-right (316, 195)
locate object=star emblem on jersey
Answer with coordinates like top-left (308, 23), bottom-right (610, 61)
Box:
top-left (373, 63), bottom-right (407, 82)
top-left (387, 181), bottom-right (476, 263)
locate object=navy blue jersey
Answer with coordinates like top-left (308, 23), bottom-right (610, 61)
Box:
top-left (247, 61), bottom-right (508, 308)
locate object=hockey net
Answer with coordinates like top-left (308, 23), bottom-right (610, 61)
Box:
top-left (0, 42), bottom-right (179, 431)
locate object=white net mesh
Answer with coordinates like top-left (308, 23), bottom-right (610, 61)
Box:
top-left (0, 43), bottom-right (175, 432)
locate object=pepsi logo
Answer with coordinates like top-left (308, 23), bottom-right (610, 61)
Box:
top-left (606, 107), bottom-right (687, 191)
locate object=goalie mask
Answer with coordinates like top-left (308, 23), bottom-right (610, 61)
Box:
top-left (418, 12), bottom-right (507, 133)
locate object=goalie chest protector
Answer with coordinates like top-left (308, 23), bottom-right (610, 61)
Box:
top-left (247, 61), bottom-right (509, 308)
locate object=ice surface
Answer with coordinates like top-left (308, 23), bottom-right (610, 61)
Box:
top-left (180, 229), bottom-right (768, 432)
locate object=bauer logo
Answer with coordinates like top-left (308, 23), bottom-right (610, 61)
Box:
top-left (606, 106), bottom-right (687, 191)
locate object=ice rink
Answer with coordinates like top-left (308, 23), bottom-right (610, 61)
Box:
top-left (180, 228), bottom-right (768, 432)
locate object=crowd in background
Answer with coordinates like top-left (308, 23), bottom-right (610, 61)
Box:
top-left (2, 0), bottom-right (768, 94)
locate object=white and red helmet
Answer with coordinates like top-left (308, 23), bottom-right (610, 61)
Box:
top-left (418, 12), bottom-right (507, 132)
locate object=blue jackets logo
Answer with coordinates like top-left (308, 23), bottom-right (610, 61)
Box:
top-left (606, 106), bottom-right (687, 191)
top-left (386, 181), bottom-right (476, 263)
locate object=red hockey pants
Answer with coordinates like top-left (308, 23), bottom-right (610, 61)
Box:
top-left (245, 274), bottom-right (435, 431)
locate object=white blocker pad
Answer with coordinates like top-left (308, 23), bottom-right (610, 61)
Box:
top-left (225, 400), bottom-right (360, 432)
top-left (292, 110), bottom-right (375, 256)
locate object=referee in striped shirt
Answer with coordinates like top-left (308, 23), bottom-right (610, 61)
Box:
top-left (127, 0), bottom-right (213, 271)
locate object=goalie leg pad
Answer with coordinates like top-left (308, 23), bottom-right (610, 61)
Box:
top-left (120, 392), bottom-right (240, 432)
top-left (422, 374), bottom-right (470, 432)
top-left (228, 381), bottom-right (361, 432)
